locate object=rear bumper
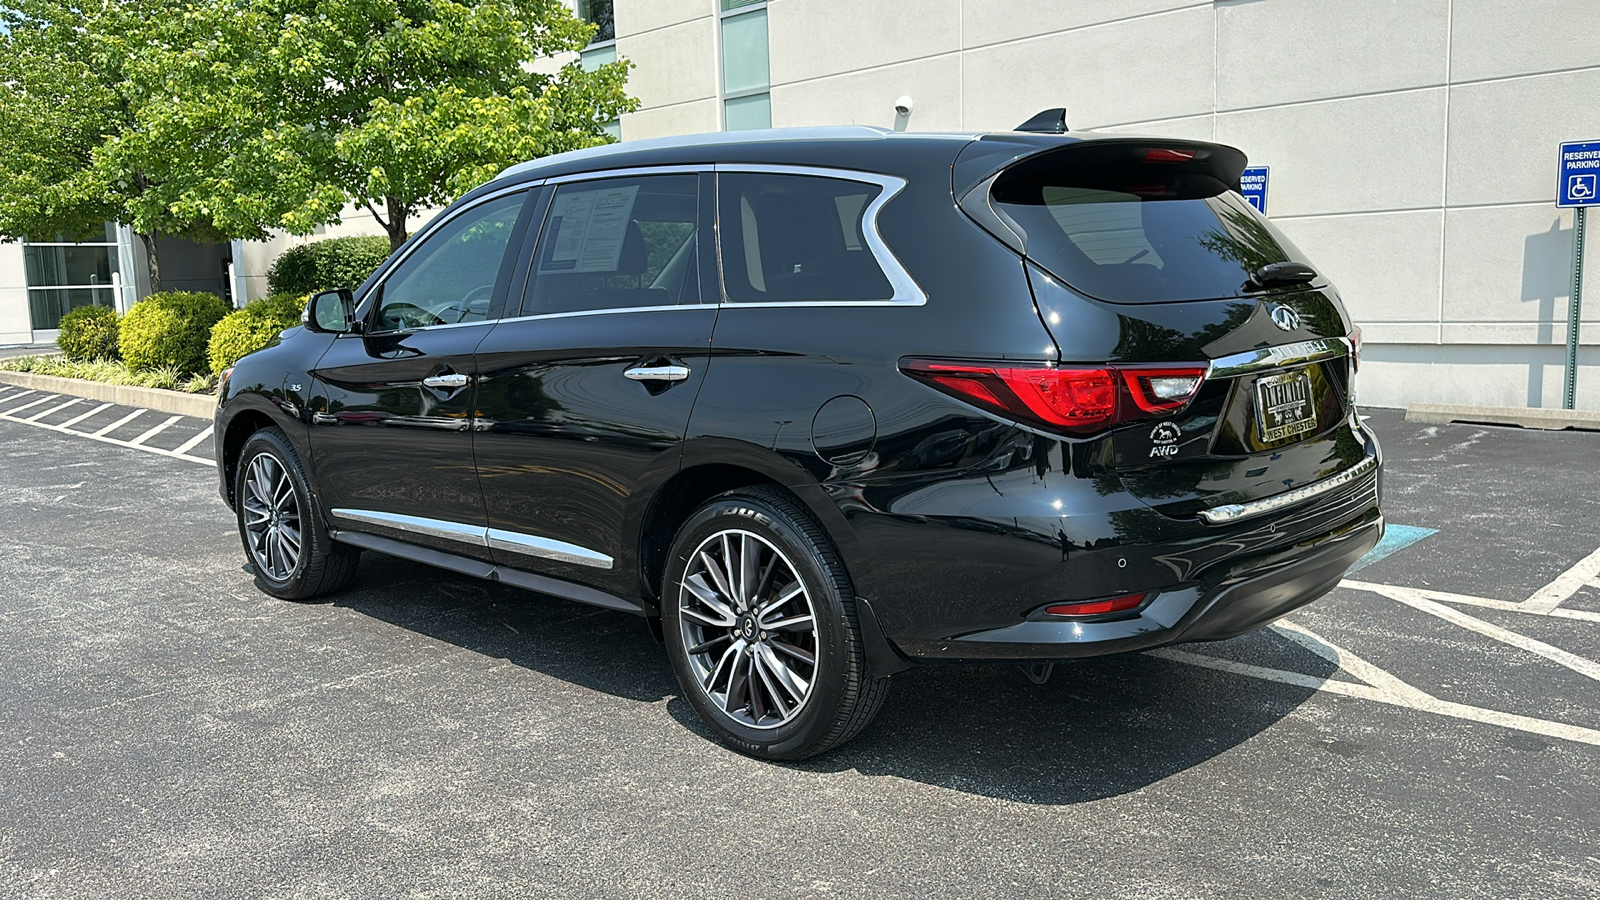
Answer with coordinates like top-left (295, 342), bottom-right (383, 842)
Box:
top-left (848, 423), bottom-right (1383, 668)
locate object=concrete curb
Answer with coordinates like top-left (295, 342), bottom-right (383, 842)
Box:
top-left (0, 370), bottom-right (216, 419)
top-left (1406, 403), bottom-right (1600, 432)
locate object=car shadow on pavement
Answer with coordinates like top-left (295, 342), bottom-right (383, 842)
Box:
top-left (337, 556), bottom-right (1337, 805)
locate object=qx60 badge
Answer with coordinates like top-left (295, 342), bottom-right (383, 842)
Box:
top-left (1269, 303), bottom-right (1301, 332)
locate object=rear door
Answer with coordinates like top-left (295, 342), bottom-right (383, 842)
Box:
top-left (308, 188), bottom-right (536, 558)
top-left (472, 170), bottom-right (716, 588)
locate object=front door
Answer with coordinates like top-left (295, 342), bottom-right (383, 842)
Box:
top-left (473, 171), bottom-right (715, 592)
top-left (309, 188), bottom-right (536, 559)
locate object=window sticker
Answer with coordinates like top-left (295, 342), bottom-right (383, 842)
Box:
top-left (542, 184), bottom-right (640, 273)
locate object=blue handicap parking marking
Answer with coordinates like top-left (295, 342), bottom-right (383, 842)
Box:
top-left (1348, 524), bottom-right (1438, 573)
top-left (1240, 166), bottom-right (1270, 212)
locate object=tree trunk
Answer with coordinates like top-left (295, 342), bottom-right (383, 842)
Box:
top-left (384, 196), bottom-right (409, 252)
top-left (138, 232), bottom-right (161, 295)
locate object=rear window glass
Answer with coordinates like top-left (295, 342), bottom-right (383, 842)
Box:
top-left (990, 146), bottom-right (1312, 303)
top-left (719, 172), bottom-right (893, 303)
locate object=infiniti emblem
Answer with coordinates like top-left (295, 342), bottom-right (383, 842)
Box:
top-left (1268, 303), bottom-right (1301, 332)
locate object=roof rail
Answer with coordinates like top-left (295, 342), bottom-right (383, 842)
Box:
top-left (496, 126), bottom-right (895, 180)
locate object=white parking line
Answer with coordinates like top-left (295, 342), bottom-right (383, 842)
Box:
top-left (1524, 544), bottom-right (1600, 613)
top-left (24, 397), bottom-right (81, 422)
top-left (4, 394), bottom-right (57, 416)
top-left (57, 402), bottom-right (114, 430)
top-left (92, 409), bottom-right (146, 437)
top-left (0, 389), bottom-right (34, 405)
top-left (171, 425), bottom-right (214, 457)
top-left (1341, 578), bottom-right (1600, 624)
top-left (128, 415), bottom-right (183, 446)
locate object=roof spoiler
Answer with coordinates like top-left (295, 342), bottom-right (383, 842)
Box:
top-left (1014, 108), bottom-right (1068, 134)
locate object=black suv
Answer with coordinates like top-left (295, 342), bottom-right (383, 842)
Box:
top-left (216, 125), bottom-right (1382, 760)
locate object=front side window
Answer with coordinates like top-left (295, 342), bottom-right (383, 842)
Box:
top-left (521, 173), bottom-right (701, 316)
top-left (371, 191), bottom-right (526, 331)
top-left (718, 172), bottom-right (893, 303)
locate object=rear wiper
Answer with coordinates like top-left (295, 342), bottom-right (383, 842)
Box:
top-left (1243, 261), bottom-right (1318, 292)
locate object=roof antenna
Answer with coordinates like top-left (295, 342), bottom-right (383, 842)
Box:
top-left (1015, 108), bottom-right (1068, 134)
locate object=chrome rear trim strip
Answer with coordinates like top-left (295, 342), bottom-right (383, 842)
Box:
top-left (1197, 456), bottom-right (1378, 525)
top-left (1208, 337), bottom-right (1352, 379)
top-left (329, 509), bottom-right (614, 569)
top-left (487, 529), bottom-right (614, 570)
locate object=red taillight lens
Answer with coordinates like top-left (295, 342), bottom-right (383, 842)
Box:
top-left (902, 359), bottom-right (1205, 436)
top-left (1045, 593), bottom-right (1147, 618)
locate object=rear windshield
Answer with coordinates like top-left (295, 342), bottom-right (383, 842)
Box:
top-left (990, 144), bottom-right (1313, 303)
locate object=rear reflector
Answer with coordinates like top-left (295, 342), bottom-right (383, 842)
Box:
top-left (902, 359), bottom-right (1205, 436)
top-left (1045, 593), bottom-right (1147, 617)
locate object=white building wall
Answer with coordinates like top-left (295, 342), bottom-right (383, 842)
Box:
top-left (611, 0), bottom-right (1600, 411)
top-left (0, 244), bottom-right (31, 345)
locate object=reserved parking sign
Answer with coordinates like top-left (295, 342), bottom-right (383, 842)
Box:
top-left (1558, 141), bottom-right (1600, 208)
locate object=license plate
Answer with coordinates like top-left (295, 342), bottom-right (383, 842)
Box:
top-left (1253, 369), bottom-right (1317, 443)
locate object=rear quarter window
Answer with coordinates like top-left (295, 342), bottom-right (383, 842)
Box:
top-left (718, 172), bottom-right (894, 303)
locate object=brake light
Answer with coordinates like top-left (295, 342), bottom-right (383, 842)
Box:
top-left (1144, 148), bottom-right (1198, 163)
top-left (902, 359), bottom-right (1205, 436)
top-left (1046, 593), bottom-right (1147, 617)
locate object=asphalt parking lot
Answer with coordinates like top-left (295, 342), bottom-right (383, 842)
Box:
top-left (2, 389), bottom-right (1598, 899)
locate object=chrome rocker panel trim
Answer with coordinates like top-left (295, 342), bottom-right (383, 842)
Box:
top-left (330, 509), bottom-right (615, 569)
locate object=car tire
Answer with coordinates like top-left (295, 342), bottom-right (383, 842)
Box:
top-left (234, 426), bottom-right (360, 601)
top-left (663, 486), bottom-right (890, 760)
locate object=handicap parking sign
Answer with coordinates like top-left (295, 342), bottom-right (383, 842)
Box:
top-left (1558, 141), bottom-right (1600, 207)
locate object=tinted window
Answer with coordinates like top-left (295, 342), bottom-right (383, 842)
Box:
top-left (372, 192), bottom-right (526, 331)
top-left (991, 145), bottom-right (1313, 304)
top-left (719, 172), bottom-right (893, 303)
top-left (522, 174), bottom-right (701, 316)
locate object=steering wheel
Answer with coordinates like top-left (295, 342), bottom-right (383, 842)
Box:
top-left (434, 284), bottom-right (496, 323)
top-left (379, 302), bottom-right (445, 330)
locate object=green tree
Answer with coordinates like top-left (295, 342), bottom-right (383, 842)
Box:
top-left (125, 0), bottom-right (637, 251)
top-left (0, 0), bottom-right (225, 290)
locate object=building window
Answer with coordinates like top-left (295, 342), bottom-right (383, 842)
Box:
top-left (24, 223), bottom-right (125, 331)
top-left (577, 0), bottom-right (614, 45)
top-left (720, 0), bottom-right (770, 131)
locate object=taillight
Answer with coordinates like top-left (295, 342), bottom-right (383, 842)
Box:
top-left (1045, 592), bottom-right (1147, 618)
top-left (902, 359), bottom-right (1205, 436)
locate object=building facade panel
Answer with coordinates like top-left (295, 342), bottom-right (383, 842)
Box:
top-left (1440, 204), bottom-right (1599, 337)
top-left (1445, 69), bottom-right (1600, 207)
top-left (1214, 0), bottom-right (1448, 111)
top-left (614, 0), bottom-right (708, 38)
top-left (959, 0), bottom-right (1205, 51)
top-left (770, 55), bottom-right (963, 131)
top-left (767, 0), bottom-right (961, 87)
top-left (960, 5), bottom-right (1215, 132)
top-left (1450, 0), bottom-right (1600, 83)
top-left (1273, 210), bottom-right (1445, 330)
top-left (1214, 88), bottom-right (1448, 217)
top-left (620, 98), bottom-right (723, 142)
top-left (615, 17), bottom-right (719, 109)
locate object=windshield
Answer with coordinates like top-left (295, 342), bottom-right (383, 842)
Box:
top-left (990, 144), bottom-right (1314, 303)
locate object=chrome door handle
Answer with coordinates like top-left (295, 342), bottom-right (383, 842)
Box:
top-left (623, 364), bottom-right (690, 383)
top-left (422, 372), bottom-right (470, 389)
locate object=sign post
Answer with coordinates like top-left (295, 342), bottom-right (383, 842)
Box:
top-left (1557, 141), bottom-right (1599, 409)
top-left (1240, 166), bottom-right (1270, 213)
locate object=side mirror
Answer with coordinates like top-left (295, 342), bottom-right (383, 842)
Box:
top-left (304, 289), bottom-right (360, 334)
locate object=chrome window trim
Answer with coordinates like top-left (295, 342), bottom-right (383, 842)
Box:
top-left (355, 182), bottom-right (544, 324)
top-left (487, 529), bottom-right (614, 569)
top-left (1196, 456), bottom-right (1378, 525)
top-left (329, 509), bottom-right (614, 569)
top-left (1207, 337), bottom-right (1352, 380)
top-left (496, 303), bottom-right (719, 326)
top-left (714, 163), bottom-right (926, 307)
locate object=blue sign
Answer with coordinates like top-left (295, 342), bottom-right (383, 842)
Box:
top-left (1558, 141), bottom-right (1600, 208)
top-left (1240, 166), bottom-right (1270, 212)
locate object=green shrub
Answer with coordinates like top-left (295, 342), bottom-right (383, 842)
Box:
top-left (0, 355), bottom-right (214, 393)
top-left (208, 293), bottom-right (306, 375)
top-left (56, 305), bottom-right (121, 361)
top-left (266, 235), bottom-right (392, 296)
top-left (118, 291), bottom-right (230, 375)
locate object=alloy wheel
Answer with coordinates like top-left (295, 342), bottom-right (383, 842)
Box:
top-left (679, 529), bottom-right (820, 729)
top-left (242, 453), bottom-right (303, 582)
